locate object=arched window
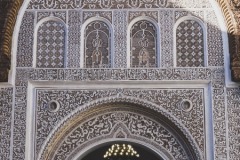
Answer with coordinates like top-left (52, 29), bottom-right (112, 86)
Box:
top-left (36, 20), bottom-right (66, 68)
top-left (130, 20), bottom-right (158, 68)
top-left (175, 20), bottom-right (204, 67)
top-left (84, 21), bottom-right (111, 68)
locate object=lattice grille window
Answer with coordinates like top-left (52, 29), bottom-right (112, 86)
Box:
top-left (36, 20), bottom-right (65, 68)
top-left (130, 20), bottom-right (158, 68)
top-left (176, 20), bottom-right (204, 67)
top-left (84, 21), bottom-right (111, 68)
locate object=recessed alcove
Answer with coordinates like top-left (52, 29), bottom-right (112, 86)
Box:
top-left (81, 141), bottom-right (163, 160)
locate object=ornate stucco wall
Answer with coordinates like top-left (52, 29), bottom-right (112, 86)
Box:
top-left (0, 0), bottom-right (240, 81)
top-left (0, 0), bottom-right (240, 160)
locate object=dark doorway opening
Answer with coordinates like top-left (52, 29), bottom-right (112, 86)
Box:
top-left (81, 142), bottom-right (164, 160)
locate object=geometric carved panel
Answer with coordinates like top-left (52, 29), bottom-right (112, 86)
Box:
top-left (206, 11), bottom-right (224, 67)
top-left (37, 20), bottom-right (65, 68)
top-left (130, 20), bottom-right (158, 68)
top-left (176, 20), bottom-right (204, 67)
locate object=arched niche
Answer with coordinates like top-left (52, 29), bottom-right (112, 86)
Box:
top-left (33, 17), bottom-right (67, 68)
top-left (173, 16), bottom-right (207, 67)
top-left (37, 102), bottom-right (202, 160)
top-left (80, 17), bottom-right (113, 68)
top-left (127, 17), bottom-right (160, 68)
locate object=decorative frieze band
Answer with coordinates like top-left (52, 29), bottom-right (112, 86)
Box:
top-left (21, 68), bottom-right (213, 81)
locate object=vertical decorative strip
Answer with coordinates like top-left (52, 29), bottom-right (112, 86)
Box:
top-left (67, 10), bottom-right (81, 68)
top-left (227, 88), bottom-right (240, 160)
top-left (0, 88), bottom-right (13, 160)
top-left (211, 68), bottom-right (227, 159)
top-left (13, 69), bottom-right (31, 160)
top-left (113, 11), bottom-right (127, 68)
top-left (17, 11), bottom-right (34, 67)
top-left (159, 10), bottom-right (174, 67)
top-left (206, 11), bottom-right (224, 67)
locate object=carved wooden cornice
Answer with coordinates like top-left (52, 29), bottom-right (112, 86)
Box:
top-left (2, 0), bottom-right (23, 58)
top-left (216, 0), bottom-right (240, 81)
top-left (0, 0), bottom-right (23, 82)
top-left (229, 1), bottom-right (240, 82)
top-left (0, 0), bottom-right (239, 82)
top-left (216, 0), bottom-right (236, 33)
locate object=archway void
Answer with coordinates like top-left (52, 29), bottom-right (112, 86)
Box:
top-left (81, 141), bottom-right (163, 160)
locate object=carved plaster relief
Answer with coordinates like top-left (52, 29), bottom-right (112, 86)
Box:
top-left (35, 88), bottom-right (205, 157)
top-left (227, 88), bottom-right (240, 160)
top-left (4, 0), bottom-right (235, 159)
top-left (0, 88), bottom-right (13, 160)
top-left (68, 10), bottom-right (82, 68)
top-left (27, 0), bottom-right (211, 9)
top-left (37, 102), bottom-right (202, 160)
top-left (17, 12), bottom-right (34, 67)
top-left (52, 111), bottom-right (190, 159)
top-left (36, 20), bottom-right (66, 68)
top-left (12, 67), bottom-right (224, 160)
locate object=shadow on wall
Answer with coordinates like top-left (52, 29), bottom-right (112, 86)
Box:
top-left (222, 0), bottom-right (240, 81)
top-left (229, 33), bottom-right (240, 81)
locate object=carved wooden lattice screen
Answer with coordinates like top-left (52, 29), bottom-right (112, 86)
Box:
top-left (130, 20), bottom-right (158, 68)
top-left (84, 21), bottom-right (111, 68)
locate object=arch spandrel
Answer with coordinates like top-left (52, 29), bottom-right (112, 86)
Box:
top-left (34, 89), bottom-right (205, 158)
top-left (37, 102), bottom-right (202, 160)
